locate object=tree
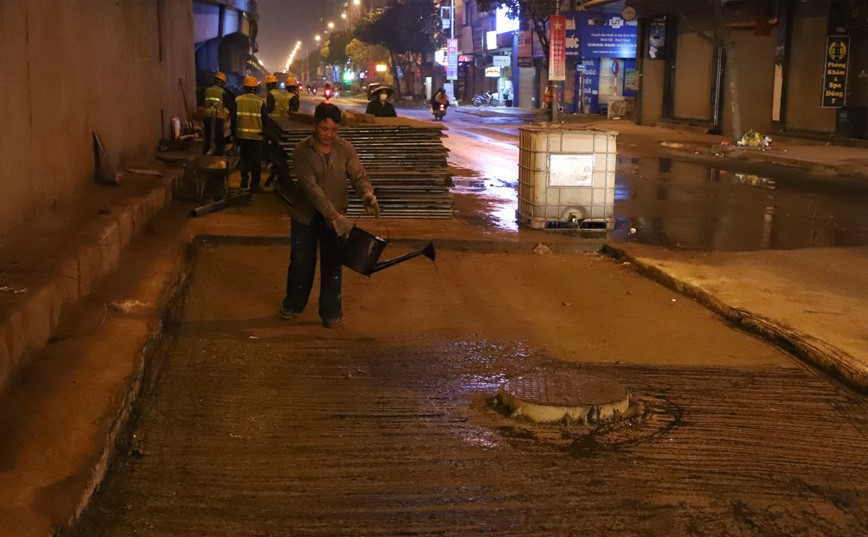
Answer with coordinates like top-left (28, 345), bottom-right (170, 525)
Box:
top-left (321, 30), bottom-right (352, 67)
top-left (476, 0), bottom-right (560, 63)
top-left (346, 39), bottom-right (390, 68)
top-left (354, 0), bottom-right (440, 96)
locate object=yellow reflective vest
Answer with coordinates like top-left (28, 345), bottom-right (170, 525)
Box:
top-left (269, 89), bottom-right (289, 118)
top-left (204, 84), bottom-right (227, 119)
top-left (235, 93), bottom-right (264, 140)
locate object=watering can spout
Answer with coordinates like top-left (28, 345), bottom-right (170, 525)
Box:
top-left (369, 241), bottom-right (436, 274)
top-left (341, 226), bottom-right (436, 277)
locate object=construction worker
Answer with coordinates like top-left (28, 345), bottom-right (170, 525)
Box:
top-left (203, 72), bottom-right (234, 155)
top-left (231, 76), bottom-right (268, 191)
top-left (285, 76), bottom-right (300, 113)
top-left (265, 74), bottom-right (289, 118)
top-left (265, 76), bottom-right (303, 188)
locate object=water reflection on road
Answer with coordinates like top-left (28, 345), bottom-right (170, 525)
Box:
top-left (612, 158), bottom-right (868, 251)
top-left (453, 156), bottom-right (868, 251)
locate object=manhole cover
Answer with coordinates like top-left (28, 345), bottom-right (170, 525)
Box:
top-left (498, 372), bottom-right (630, 424)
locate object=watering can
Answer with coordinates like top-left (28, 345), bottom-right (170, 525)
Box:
top-left (341, 226), bottom-right (436, 277)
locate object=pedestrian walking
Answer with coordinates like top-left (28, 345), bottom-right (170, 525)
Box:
top-left (365, 86), bottom-right (397, 117)
top-left (279, 102), bottom-right (380, 328)
top-left (203, 71), bottom-right (234, 155)
top-left (231, 76), bottom-right (268, 191)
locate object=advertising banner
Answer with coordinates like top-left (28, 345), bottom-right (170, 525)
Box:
top-left (549, 15), bottom-right (566, 81)
top-left (447, 38), bottom-right (458, 80)
top-left (821, 35), bottom-right (849, 108)
top-left (564, 12), bottom-right (637, 58)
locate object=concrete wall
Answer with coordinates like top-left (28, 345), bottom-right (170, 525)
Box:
top-left (784, 0), bottom-right (836, 133)
top-left (672, 21), bottom-right (715, 121)
top-left (0, 0), bottom-right (195, 238)
top-left (639, 60), bottom-right (665, 126)
top-left (722, 29), bottom-right (777, 137)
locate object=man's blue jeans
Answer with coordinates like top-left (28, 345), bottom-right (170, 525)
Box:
top-left (282, 214), bottom-right (342, 321)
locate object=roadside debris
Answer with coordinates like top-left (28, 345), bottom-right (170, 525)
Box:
top-left (736, 130), bottom-right (772, 149)
top-left (532, 243), bottom-right (552, 255)
top-left (189, 191), bottom-right (252, 217)
top-left (126, 168), bottom-right (163, 177)
top-left (0, 285), bottom-right (27, 294)
top-left (93, 130), bottom-right (121, 185)
top-left (659, 142), bottom-right (684, 149)
top-left (110, 299), bottom-right (151, 313)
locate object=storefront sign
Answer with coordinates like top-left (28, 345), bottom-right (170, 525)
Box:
top-left (492, 55), bottom-right (511, 67)
top-left (485, 66), bottom-right (501, 78)
top-left (447, 38), bottom-right (458, 80)
top-left (486, 31), bottom-right (498, 51)
top-left (821, 35), bottom-right (850, 108)
top-left (564, 12), bottom-right (637, 58)
top-left (517, 30), bottom-right (533, 64)
top-left (549, 15), bottom-right (566, 81)
top-left (648, 17), bottom-right (666, 59)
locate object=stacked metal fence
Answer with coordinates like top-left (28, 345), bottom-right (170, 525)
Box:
top-left (275, 123), bottom-right (453, 219)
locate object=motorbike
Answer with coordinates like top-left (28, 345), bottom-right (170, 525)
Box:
top-left (323, 87), bottom-right (333, 101)
top-left (432, 103), bottom-right (447, 121)
top-left (472, 91), bottom-right (498, 107)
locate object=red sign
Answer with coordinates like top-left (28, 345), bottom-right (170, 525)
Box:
top-left (549, 15), bottom-right (566, 81)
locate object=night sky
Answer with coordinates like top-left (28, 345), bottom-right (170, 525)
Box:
top-left (257, 0), bottom-right (350, 73)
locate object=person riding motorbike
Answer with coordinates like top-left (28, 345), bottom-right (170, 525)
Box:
top-left (431, 87), bottom-right (449, 120)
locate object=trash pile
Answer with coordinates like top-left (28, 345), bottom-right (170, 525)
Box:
top-left (735, 130), bottom-right (772, 149)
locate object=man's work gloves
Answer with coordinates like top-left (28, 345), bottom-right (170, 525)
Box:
top-left (332, 214), bottom-right (353, 237)
top-left (362, 193), bottom-right (380, 217)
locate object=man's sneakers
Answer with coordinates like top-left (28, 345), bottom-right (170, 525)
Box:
top-left (280, 306), bottom-right (342, 328)
top-left (322, 317), bottom-right (342, 329)
top-left (279, 306), bottom-right (297, 320)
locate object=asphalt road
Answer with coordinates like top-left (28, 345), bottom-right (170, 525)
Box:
top-left (72, 242), bottom-right (868, 536)
top-left (70, 95), bottom-right (868, 536)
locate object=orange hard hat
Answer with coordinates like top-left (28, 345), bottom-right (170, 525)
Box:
top-left (286, 76), bottom-right (298, 87)
top-left (265, 74), bottom-right (278, 84)
top-left (214, 71), bottom-right (227, 83)
top-left (242, 76), bottom-right (259, 88)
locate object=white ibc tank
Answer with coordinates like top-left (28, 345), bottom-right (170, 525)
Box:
top-left (517, 126), bottom-right (617, 229)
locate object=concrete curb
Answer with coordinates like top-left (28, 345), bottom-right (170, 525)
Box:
top-left (0, 183), bottom-right (173, 394)
top-left (601, 244), bottom-right (868, 395)
top-left (58, 244), bottom-right (195, 537)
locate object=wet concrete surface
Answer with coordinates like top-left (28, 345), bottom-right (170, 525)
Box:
top-left (72, 244), bottom-right (868, 536)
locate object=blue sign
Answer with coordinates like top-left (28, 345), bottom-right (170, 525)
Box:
top-left (565, 12), bottom-right (637, 59)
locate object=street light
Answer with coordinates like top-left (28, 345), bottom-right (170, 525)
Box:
top-left (327, 21), bottom-right (335, 30)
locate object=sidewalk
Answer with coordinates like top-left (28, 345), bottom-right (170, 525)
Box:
top-left (0, 117), bottom-right (866, 535)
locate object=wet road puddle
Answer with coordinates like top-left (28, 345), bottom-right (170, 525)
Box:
top-left (613, 157), bottom-right (868, 251)
top-left (453, 156), bottom-right (868, 251)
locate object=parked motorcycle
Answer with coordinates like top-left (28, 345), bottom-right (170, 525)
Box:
top-left (432, 103), bottom-right (447, 121)
top-left (472, 91), bottom-right (499, 107)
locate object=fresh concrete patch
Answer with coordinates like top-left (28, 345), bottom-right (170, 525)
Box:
top-left (602, 243), bottom-right (868, 394)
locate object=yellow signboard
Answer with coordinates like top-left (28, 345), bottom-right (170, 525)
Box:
top-left (821, 36), bottom-right (850, 108)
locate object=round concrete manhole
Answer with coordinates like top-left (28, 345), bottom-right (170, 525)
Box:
top-left (497, 372), bottom-right (630, 424)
